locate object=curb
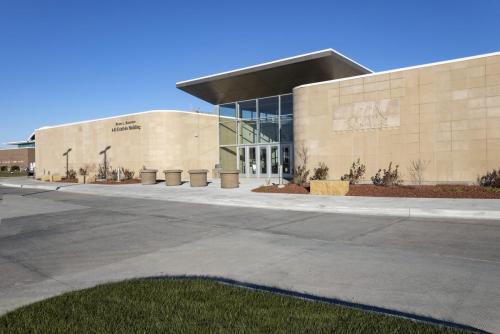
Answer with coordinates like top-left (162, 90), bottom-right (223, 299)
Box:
top-left (0, 182), bottom-right (59, 191)
top-left (2, 182), bottom-right (500, 220)
top-left (409, 208), bottom-right (500, 220)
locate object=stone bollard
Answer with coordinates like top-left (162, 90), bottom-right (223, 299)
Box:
top-left (140, 169), bottom-right (157, 185)
top-left (188, 169), bottom-right (208, 187)
top-left (310, 180), bottom-right (349, 196)
top-left (164, 169), bottom-right (183, 186)
top-left (220, 170), bottom-right (239, 188)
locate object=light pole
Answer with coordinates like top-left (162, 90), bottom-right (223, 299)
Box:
top-left (99, 146), bottom-right (111, 180)
top-left (62, 148), bottom-right (72, 179)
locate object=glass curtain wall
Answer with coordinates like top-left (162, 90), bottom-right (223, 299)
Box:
top-left (218, 93), bottom-right (293, 173)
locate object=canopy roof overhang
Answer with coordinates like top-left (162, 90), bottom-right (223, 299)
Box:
top-left (176, 49), bottom-right (372, 105)
top-left (6, 132), bottom-right (35, 147)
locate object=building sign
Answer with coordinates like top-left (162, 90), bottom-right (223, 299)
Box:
top-left (112, 120), bottom-right (142, 132)
top-left (332, 98), bottom-right (400, 132)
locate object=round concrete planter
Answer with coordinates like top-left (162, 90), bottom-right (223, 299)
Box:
top-left (188, 169), bottom-right (208, 187)
top-left (220, 170), bottom-right (239, 188)
top-left (163, 169), bottom-right (182, 186)
top-left (140, 169), bottom-right (157, 185)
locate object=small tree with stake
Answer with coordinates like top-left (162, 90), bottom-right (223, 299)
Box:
top-left (63, 148), bottom-right (72, 179)
top-left (99, 146), bottom-right (111, 180)
top-left (292, 144), bottom-right (310, 186)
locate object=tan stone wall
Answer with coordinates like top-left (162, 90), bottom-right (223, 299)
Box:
top-left (0, 148), bottom-right (35, 170)
top-left (35, 111), bottom-right (219, 180)
top-left (294, 53), bottom-right (500, 183)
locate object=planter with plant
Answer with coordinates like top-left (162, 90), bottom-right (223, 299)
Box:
top-left (140, 166), bottom-right (157, 185)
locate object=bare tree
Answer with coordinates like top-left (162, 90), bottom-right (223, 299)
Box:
top-left (293, 144), bottom-right (310, 186)
top-left (407, 159), bottom-right (430, 185)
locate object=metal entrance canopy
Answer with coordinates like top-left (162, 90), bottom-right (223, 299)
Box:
top-left (176, 49), bottom-right (372, 105)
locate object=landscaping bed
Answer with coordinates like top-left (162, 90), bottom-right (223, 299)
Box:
top-left (0, 279), bottom-right (468, 333)
top-left (252, 183), bottom-right (309, 194)
top-left (55, 178), bottom-right (78, 183)
top-left (92, 179), bottom-right (141, 185)
top-left (347, 184), bottom-right (500, 199)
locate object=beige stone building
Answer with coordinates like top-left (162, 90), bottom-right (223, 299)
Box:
top-left (35, 110), bottom-right (218, 180)
top-left (35, 49), bottom-right (500, 184)
top-left (293, 52), bottom-right (500, 183)
top-left (177, 49), bottom-right (500, 184)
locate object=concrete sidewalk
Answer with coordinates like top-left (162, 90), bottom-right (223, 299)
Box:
top-left (1, 177), bottom-right (500, 220)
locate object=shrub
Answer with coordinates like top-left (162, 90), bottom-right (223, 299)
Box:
top-left (341, 159), bottom-right (366, 185)
top-left (97, 163), bottom-right (110, 179)
top-left (292, 145), bottom-right (310, 186)
top-left (10, 165), bottom-right (20, 172)
top-left (122, 168), bottom-right (135, 180)
top-left (79, 166), bottom-right (88, 177)
top-left (310, 162), bottom-right (329, 181)
top-left (371, 162), bottom-right (402, 186)
top-left (67, 169), bottom-right (77, 179)
top-left (0, 166), bottom-right (7, 172)
top-left (478, 168), bottom-right (500, 188)
top-left (79, 166), bottom-right (89, 183)
top-left (111, 168), bottom-right (119, 181)
top-left (407, 159), bottom-right (430, 185)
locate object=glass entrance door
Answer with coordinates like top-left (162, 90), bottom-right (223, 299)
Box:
top-left (239, 147), bottom-right (246, 175)
top-left (237, 144), bottom-right (292, 178)
top-left (281, 144), bottom-right (293, 177)
top-left (249, 147), bottom-right (257, 176)
top-left (259, 146), bottom-right (267, 176)
top-left (270, 145), bottom-right (279, 177)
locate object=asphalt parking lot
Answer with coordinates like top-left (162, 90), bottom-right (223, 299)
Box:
top-left (1, 186), bottom-right (499, 332)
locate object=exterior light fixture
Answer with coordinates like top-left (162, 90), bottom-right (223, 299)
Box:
top-left (99, 146), bottom-right (111, 180)
top-left (62, 148), bottom-right (72, 179)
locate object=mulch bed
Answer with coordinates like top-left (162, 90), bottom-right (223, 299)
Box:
top-left (54, 178), bottom-right (78, 183)
top-left (52, 179), bottom-right (78, 183)
top-left (92, 179), bottom-right (141, 185)
top-left (252, 183), bottom-right (500, 198)
top-left (347, 184), bottom-right (500, 199)
top-left (252, 184), bottom-right (310, 194)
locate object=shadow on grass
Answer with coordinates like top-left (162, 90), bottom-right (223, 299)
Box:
top-left (143, 274), bottom-right (487, 334)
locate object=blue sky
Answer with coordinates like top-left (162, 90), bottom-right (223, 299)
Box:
top-left (1, 0), bottom-right (499, 147)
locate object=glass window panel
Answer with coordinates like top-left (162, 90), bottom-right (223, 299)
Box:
top-left (258, 96), bottom-right (279, 119)
top-left (281, 146), bottom-right (291, 174)
top-left (271, 146), bottom-right (278, 174)
top-left (259, 118), bottom-right (278, 143)
top-left (219, 119), bottom-right (237, 146)
top-left (220, 146), bottom-right (237, 170)
top-left (239, 147), bottom-right (246, 174)
top-left (249, 147), bottom-right (257, 175)
top-left (260, 147), bottom-right (267, 174)
top-left (280, 115), bottom-right (293, 142)
top-left (239, 100), bottom-right (257, 119)
top-left (280, 94), bottom-right (293, 116)
top-left (239, 120), bottom-right (258, 144)
top-left (219, 103), bottom-right (236, 118)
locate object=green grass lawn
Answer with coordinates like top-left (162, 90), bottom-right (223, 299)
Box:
top-left (0, 279), bottom-right (471, 333)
